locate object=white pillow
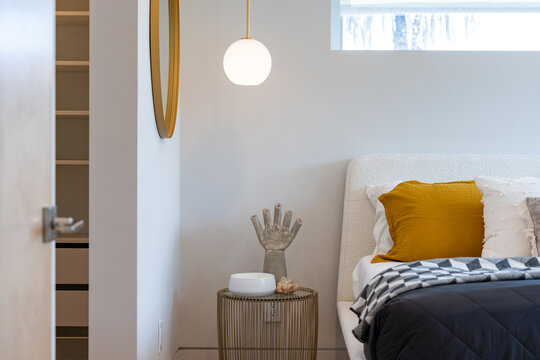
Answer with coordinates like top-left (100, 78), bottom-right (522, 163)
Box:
top-left (366, 181), bottom-right (401, 255)
top-left (475, 176), bottom-right (540, 258)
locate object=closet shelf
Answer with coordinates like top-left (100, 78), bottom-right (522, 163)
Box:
top-left (56, 160), bottom-right (89, 166)
top-left (56, 61), bottom-right (89, 72)
top-left (56, 110), bottom-right (89, 118)
top-left (57, 236), bottom-right (89, 244)
top-left (56, 11), bottom-right (89, 26)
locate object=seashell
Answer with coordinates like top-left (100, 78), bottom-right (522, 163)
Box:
top-left (276, 277), bottom-right (300, 294)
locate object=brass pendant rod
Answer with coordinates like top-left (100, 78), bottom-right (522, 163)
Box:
top-left (245, 0), bottom-right (251, 39)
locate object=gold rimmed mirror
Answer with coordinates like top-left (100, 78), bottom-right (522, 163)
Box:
top-left (150, 0), bottom-right (179, 138)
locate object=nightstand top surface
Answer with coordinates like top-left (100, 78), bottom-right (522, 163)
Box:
top-left (218, 287), bottom-right (317, 301)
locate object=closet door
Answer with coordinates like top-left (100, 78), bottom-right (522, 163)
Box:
top-left (0, 0), bottom-right (55, 359)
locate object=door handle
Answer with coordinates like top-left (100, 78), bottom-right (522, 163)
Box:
top-left (43, 206), bottom-right (85, 243)
top-left (53, 217), bottom-right (85, 233)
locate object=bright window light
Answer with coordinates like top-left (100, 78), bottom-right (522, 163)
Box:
top-left (331, 0), bottom-right (540, 50)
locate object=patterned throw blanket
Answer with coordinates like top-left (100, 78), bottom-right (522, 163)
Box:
top-left (350, 257), bottom-right (540, 343)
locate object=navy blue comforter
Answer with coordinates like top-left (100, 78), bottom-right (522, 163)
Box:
top-left (365, 280), bottom-right (540, 360)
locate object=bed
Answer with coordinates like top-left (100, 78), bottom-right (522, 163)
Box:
top-left (336, 154), bottom-right (540, 360)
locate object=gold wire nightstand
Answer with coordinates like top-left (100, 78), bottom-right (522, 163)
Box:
top-left (217, 288), bottom-right (318, 360)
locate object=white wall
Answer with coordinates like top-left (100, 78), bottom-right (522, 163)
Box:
top-left (89, 0), bottom-right (138, 358)
top-left (90, 0), bottom-right (181, 359)
top-left (136, 0), bottom-right (181, 359)
top-left (179, 0), bottom-right (540, 359)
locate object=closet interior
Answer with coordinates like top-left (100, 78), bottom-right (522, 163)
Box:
top-left (55, 0), bottom-right (89, 359)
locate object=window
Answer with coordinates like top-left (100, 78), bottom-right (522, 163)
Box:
top-left (331, 0), bottom-right (540, 50)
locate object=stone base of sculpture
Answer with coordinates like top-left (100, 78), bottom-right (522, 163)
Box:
top-left (263, 249), bottom-right (287, 282)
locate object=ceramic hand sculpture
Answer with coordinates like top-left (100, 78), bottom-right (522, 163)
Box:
top-left (250, 204), bottom-right (303, 282)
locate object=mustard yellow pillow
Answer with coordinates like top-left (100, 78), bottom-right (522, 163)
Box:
top-left (371, 180), bottom-right (484, 263)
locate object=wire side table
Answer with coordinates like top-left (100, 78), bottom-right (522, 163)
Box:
top-left (217, 288), bottom-right (318, 360)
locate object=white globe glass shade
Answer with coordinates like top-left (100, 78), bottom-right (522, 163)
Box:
top-left (223, 38), bottom-right (272, 86)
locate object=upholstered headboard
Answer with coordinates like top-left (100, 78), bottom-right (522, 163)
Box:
top-left (337, 154), bottom-right (540, 302)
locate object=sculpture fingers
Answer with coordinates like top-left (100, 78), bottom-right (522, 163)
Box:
top-left (283, 210), bottom-right (292, 229)
top-left (263, 208), bottom-right (271, 230)
top-left (250, 215), bottom-right (263, 238)
top-left (273, 203), bottom-right (282, 229)
top-left (290, 218), bottom-right (303, 238)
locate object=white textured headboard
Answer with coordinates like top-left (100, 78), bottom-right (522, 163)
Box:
top-left (337, 154), bottom-right (540, 302)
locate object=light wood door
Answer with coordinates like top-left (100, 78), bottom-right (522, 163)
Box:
top-left (0, 0), bottom-right (55, 359)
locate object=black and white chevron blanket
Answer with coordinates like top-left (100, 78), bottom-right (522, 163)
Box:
top-left (350, 257), bottom-right (540, 342)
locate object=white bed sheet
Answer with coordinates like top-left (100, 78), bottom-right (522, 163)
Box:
top-left (339, 256), bottom-right (400, 360)
top-left (352, 255), bottom-right (399, 299)
top-left (337, 301), bottom-right (365, 360)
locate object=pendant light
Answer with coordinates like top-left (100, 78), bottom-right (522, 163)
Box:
top-left (223, 0), bottom-right (272, 86)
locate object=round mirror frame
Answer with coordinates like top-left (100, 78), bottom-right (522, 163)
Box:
top-left (150, 0), bottom-right (179, 138)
